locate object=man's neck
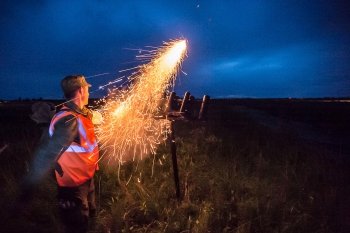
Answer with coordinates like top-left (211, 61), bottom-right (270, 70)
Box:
top-left (65, 101), bottom-right (87, 116)
top-left (71, 98), bottom-right (84, 110)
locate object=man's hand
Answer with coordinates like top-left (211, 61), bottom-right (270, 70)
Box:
top-left (54, 162), bottom-right (64, 177)
top-left (92, 110), bottom-right (103, 125)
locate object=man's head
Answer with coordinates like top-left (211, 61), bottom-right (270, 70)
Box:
top-left (61, 75), bottom-right (91, 105)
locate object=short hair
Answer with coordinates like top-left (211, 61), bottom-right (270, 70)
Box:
top-left (61, 74), bottom-right (91, 99)
top-left (63, 88), bottom-right (79, 99)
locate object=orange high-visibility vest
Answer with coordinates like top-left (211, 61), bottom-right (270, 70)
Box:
top-left (49, 108), bottom-right (99, 187)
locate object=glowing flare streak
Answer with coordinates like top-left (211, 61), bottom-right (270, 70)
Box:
top-left (97, 39), bottom-right (187, 164)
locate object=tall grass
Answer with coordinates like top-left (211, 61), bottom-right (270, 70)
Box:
top-left (92, 103), bottom-right (348, 232)
top-left (0, 101), bottom-right (348, 232)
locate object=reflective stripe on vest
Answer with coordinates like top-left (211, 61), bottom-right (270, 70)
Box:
top-left (49, 107), bottom-right (99, 187)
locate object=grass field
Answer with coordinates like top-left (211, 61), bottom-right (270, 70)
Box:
top-left (0, 99), bottom-right (349, 233)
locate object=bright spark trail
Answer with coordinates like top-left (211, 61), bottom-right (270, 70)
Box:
top-left (96, 39), bottom-right (187, 165)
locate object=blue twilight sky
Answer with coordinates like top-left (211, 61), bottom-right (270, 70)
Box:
top-left (1, 0), bottom-right (349, 99)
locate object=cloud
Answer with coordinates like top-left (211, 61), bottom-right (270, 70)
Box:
top-left (1, 1), bottom-right (349, 99)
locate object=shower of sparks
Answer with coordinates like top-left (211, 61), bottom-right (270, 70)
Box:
top-left (98, 77), bottom-right (124, 90)
top-left (96, 39), bottom-right (188, 164)
top-left (86, 72), bottom-right (110, 78)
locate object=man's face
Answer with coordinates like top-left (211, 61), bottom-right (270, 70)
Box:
top-left (82, 86), bottom-right (89, 105)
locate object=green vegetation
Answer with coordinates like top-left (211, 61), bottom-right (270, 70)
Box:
top-left (0, 100), bottom-right (349, 232)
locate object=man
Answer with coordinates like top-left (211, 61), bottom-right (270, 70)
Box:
top-left (26, 75), bottom-right (100, 233)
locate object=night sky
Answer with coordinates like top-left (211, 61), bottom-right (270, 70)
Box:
top-left (1, 0), bottom-right (349, 99)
